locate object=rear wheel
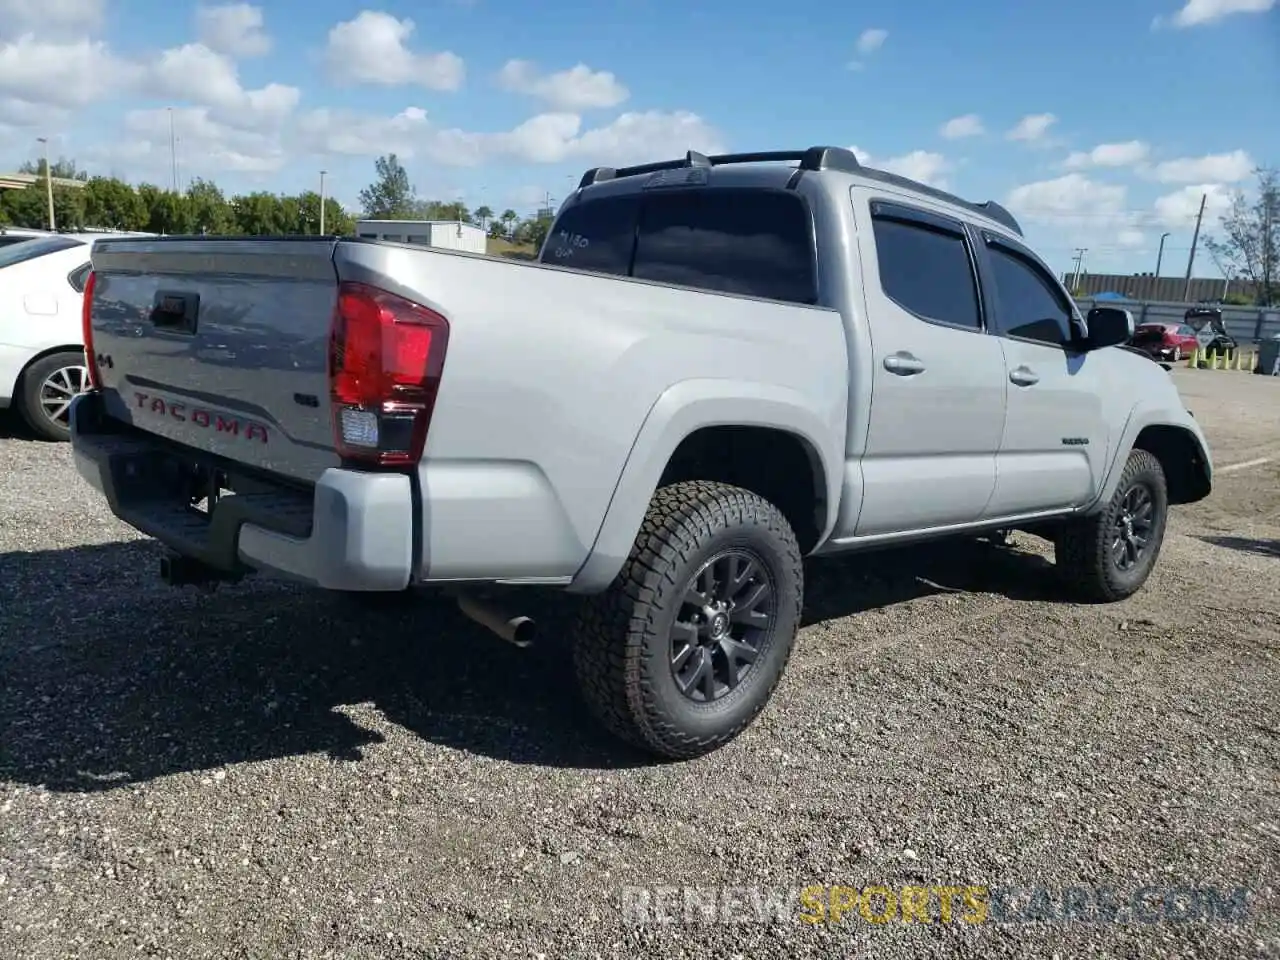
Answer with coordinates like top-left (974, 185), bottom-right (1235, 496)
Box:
top-left (572, 480), bottom-right (803, 760)
top-left (17, 351), bottom-right (91, 441)
top-left (1055, 449), bottom-right (1168, 602)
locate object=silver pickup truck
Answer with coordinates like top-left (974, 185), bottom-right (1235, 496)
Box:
top-left (69, 145), bottom-right (1212, 759)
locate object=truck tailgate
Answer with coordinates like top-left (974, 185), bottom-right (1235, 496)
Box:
top-left (88, 238), bottom-right (340, 484)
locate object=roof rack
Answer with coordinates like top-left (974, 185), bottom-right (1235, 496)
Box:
top-left (575, 145), bottom-right (1024, 237)
top-left (577, 145), bottom-right (862, 190)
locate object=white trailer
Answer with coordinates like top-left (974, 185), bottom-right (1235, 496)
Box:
top-left (355, 219), bottom-right (487, 255)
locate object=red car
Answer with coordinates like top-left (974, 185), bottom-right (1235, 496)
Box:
top-left (1130, 322), bottom-right (1198, 362)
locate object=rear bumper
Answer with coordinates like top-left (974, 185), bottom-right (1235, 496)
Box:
top-left (69, 393), bottom-right (414, 591)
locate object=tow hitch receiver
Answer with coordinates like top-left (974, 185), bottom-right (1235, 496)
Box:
top-left (159, 553), bottom-right (241, 591)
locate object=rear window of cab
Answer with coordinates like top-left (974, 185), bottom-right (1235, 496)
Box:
top-left (541, 188), bottom-right (817, 305)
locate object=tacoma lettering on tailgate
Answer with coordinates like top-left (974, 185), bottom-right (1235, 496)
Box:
top-left (133, 392), bottom-right (269, 443)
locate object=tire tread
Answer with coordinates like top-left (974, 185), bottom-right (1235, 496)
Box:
top-left (572, 480), bottom-right (802, 760)
top-left (1056, 449), bottom-right (1167, 603)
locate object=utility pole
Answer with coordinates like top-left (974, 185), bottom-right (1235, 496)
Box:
top-left (36, 137), bottom-right (55, 231)
top-left (1070, 248), bottom-right (1088, 291)
top-left (1155, 232), bottom-right (1171, 277)
top-left (1183, 192), bottom-right (1207, 302)
top-left (168, 107), bottom-right (178, 193)
top-left (319, 170), bottom-right (327, 234)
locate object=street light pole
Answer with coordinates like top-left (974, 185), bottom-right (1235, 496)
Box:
top-left (36, 137), bottom-right (55, 231)
top-left (319, 170), bottom-right (327, 235)
top-left (1155, 232), bottom-right (1171, 277)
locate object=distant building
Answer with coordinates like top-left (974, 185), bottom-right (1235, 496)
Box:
top-left (355, 219), bottom-right (487, 255)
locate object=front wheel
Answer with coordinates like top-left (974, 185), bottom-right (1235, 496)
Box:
top-left (17, 351), bottom-right (92, 441)
top-left (572, 481), bottom-right (804, 760)
top-left (1055, 449), bottom-right (1169, 602)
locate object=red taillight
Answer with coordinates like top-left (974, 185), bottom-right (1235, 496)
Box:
top-left (81, 269), bottom-right (100, 389)
top-left (328, 281), bottom-right (450, 466)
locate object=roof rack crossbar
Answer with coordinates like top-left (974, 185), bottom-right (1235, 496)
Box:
top-left (577, 144), bottom-right (863, 188)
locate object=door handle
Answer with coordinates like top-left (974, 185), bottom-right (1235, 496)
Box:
top-left (1009, 366), bottom-right (1039, 386)
top-left (883, 352), bottom-right (925, 376)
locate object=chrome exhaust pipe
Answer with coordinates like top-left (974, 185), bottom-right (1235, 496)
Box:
top-left (457, 594), bottom-right (536, 648)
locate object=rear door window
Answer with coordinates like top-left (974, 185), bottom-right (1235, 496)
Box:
top-left (631, 189), bottom-right (817, 304)
top-left (541, 195), bottom-right (639, 277)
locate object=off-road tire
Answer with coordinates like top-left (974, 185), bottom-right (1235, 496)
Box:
top-left (17, 351), bottom-right (87, 442)
top-left (572, 481), bottom-right (803, 760)
top-left (1055, 449), bottom-right (1168, 602)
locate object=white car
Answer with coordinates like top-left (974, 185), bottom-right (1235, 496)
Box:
top-left (0, 234), bottom-right (123, 440)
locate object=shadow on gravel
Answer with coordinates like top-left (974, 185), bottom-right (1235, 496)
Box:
top-left (802, 536), bottom-right (1060, 625)
top-left (0, 410), bottom-right (33, 440)
top-left (0, 535), bottom-right (1059, 792)
top-left (1198, 534), bottom-right (1280, 559)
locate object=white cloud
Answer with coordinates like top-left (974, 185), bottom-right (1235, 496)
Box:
top-left (84, 105), bottom-right (289, 183)
top-left (1153, 183), bottom-right (1234, 229)
top-left (297, 107), bottom-right (724, 168)
top-left (848, 28), bottom-right (887, 69)
top-left (1006, 174), bottom-right (1146, 250)
top-left (1007, 173), bottom-right (1127, 219)
top-left (881, 150), bottom-right (950, 188)
top-left (1063, 140), bottom-right (1150, 169)
top-left (195, 3), bottom-right (271, 57)
top-left (0, 35), bottom-right (141, 111)
top-left (939, 114), bottom-right (984, 139)
top-left (324, 11), bottom-right (464, 91)
top-left (1159, 0), bottom-right (1275, 27)
top-left (849, 145), bottom-right (951, 188)
top-left (0, 0), bottom-right (103, 39)
top-left (149, 43), bottom-right (299, 131)
top-left (495, 60), bottom-right (628, 111)
top-left (1150, 149), bottom-right (1254, 183)
top-left (1005, 113), bottom-right (1057, 142)
top-left (855, 28), bottom-right (888, 54)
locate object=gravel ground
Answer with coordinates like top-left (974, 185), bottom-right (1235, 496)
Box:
top-left (1, 368), bottom-right (1278, 959)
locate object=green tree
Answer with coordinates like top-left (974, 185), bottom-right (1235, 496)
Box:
top-left (230, 191), bottom-right (286, 235)
top-left (516, 211), bottom-right (554, 250)
top-left (185, 178), bottom-right (233, 234)
top-left (474, 205), bottom-right (493, 229)
top-left (144, 189), bottom-right (194, 235)
top-left (20, 157), bottom-right (88, 181)
top-left (83, 177), bottom-right (147, 230)
top-left (358, 154), bottom-right (416, 219)
top-left (1204, 166), bottom-right (1278, 307)
top-left (323, 199), bottom-right (355, 236)
top-left (499, 209), bottom-right (518, 237)
top-left (51, 185), bottom-right (87, 230)
top-left (1, 186), bottom-right (49, 228)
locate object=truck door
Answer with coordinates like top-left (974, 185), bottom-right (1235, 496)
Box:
top-left (975, 231), bottom-right (1108, 516)
top-left (848, 196), bottom-right (1007, 538)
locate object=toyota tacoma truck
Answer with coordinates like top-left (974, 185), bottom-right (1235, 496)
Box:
top-left (69, 145), bottom-right (1212, 760)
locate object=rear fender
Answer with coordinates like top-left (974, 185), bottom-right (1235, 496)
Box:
top-left (568, 378), bottom-right (844, 594)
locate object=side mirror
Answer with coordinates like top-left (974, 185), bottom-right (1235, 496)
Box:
top-left (1085, 306), bottom-right (1134, 350)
